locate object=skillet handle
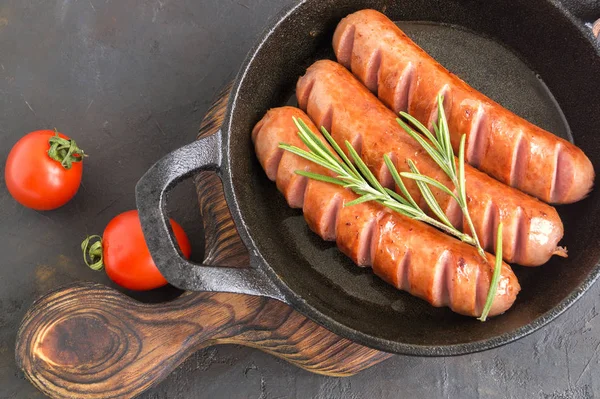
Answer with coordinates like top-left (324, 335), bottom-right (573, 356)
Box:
top-left (135, 132), bottom-right (284, 301)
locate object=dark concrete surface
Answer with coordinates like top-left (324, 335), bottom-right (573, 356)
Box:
top-left (0, 1), bottom-right (599, 398)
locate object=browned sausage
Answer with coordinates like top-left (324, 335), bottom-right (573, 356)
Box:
top-left (252, 106), bottom-right (520, 317)
top-left (296, 60), bottom-right (566, 267)
top-left (332, 9), bottom-right (594, 204)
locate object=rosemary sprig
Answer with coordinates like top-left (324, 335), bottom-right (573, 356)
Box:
top-left (278, 96), bottom-right (503, 321)
top-left (279, 118), bottom-right (475, 245)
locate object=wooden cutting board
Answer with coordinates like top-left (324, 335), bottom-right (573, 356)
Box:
top-left (15, 83), bottom-right (392, 399)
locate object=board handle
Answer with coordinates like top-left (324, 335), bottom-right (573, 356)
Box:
top-left (15, 282), bottom-right (390, 399)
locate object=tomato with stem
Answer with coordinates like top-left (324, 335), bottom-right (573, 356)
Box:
top-left (5, 130), bottom-right (85, 210)
top-left (82, 210), bottom-right (191, 291)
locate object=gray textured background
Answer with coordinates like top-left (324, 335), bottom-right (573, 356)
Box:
top-left (0, 1), bottom-right (598, 398)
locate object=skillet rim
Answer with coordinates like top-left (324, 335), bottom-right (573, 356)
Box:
top-left (218, 0), bottom-right (600, 356)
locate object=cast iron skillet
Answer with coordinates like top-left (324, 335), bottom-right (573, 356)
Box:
top-left (135, 0), bottom-right (600, 356)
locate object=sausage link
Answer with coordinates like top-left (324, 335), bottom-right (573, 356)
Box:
top-left (332, 9), bottom-right (594, 204)
top-left (297, 60), bottom-right (566, 267)
top-left (252, 106), bottom-right (520, 317)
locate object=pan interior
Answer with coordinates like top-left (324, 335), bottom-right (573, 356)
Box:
top-left (227, 0), bottom-right (600, 351)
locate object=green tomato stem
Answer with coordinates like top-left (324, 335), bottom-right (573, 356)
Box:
top-left (47, 131), bottom-right (87, 169)
top-left (81, 235), bottom-right (104, 271)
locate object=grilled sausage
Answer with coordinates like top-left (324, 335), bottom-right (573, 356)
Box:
top-left (296, 60), bottom-right (566, 266)
top-left (332, 9), bottom-right (594, 204)
top-left (252, 106), bottom-right (520, 317)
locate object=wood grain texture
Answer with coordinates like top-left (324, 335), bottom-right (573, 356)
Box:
top-left (16, 283), bottom-right (391, 399)
top-left (15, 83), bottom-right (391, 399)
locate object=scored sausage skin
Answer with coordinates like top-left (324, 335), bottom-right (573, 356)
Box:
top-left (296, 60), bottom-right (566, 267)
top-left (332, 9), bottom-right (594, 205)
top-left (252, 106), bottom-right (520, 317)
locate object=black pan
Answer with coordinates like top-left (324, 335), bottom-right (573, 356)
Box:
top-left (135, 0), bottom-right (600, 356)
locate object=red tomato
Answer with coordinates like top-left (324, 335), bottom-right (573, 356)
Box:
top-left (5, 130), bottom-right (84, 210)
top-left (96, 210), bottom-right (191, 291)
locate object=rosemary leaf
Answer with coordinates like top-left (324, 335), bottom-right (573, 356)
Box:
top-left (432, 124), bottom-right (442, 150)
top-left (384, 187), bottom-right (411, 207)
top-left (297, 125), bottom-right (339, 168)
top-left (294, 119), bottom-right (361, 182)
top-left (399, 113), bottom-right (443, 154)
top-left (414, 178), bottom-right (454, 228)
top-left (295, 118), bottom-right (330, 154)
top-left (383, 202), bottom-right (422, 218)
top-left (337, 175), bottom-right (363, 185)
top-left (478, 223), bottom-right (504, 322)
top-left (345, 194), bottom-right (379, 207)
top-left (407, 160), bottom-right (455, 229)
top-left (384, 154), bottom-right (421, 210)
top-left (437, 95), bottom-right (454, 171)
top-left (295, 170), bottom-right (347, 186)
top-left (278, 144), bottom-right (340, 173)
top-left (433, 96), bottom-right (448, 153)
top-left (399, 172), bottom-right (461, 203)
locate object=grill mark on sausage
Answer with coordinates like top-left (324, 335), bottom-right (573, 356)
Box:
top-left (322, 193), bottom-right (343, 241)
top-left (482, 201), bottom-right (499, 252)
top-left (296, 77), bottom-right (315, 111)
top-left (441, 252), bottom-right (452, 307)
top-left (444, 190), bottom-right (463, 231)
top-left (251, 118), bottom-right (266, 141)
top-left (415, 184), bottom-right (428, 211)
top-left (393, 63), bottom-right (415, 113)
top-left (510, 132), bottom-right (528, 188)
top-left (364, 48), bottom-right (383, 94)
top-left (466, 105), bottom-right (487, 168)
top-left (511, 207), bottom-right (526, 264)
top-left (475, 267), bottom-right (484, 317)
top-left (286, 174), bottom-right (308, 209)
top-left (517, 207), bottom-right (529, 265)
top-left (303, 182), bottom-right (340, 239)
top-left (318, 105), bottom-right (334, 133)
top-left (335, 23), bottom-right (355, 69)
top-left (349, 133), bottom-right (363, 158)
top-left (357, 216), bottom-right (378, 266)
top-left (398, 250), bottom-right (411, 291)
top-left (268, 149), bottom-right (284, 182)
top-left (252, 122), bottom-right (284, 181)
top-left (377, 152), bottom-right (396, 189)
top-left (551, 143), bottom-right (573, 203)
top-left (550, 143), bottom-right (561, 203)
top-left (369, 213), bottom-right (382, 266)
top-left (427, 84), bottom-right (452, 131)
top-left (433, 250), bottom-right (451, 306)
top-left (446, 256), bottom-right (456, 309)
